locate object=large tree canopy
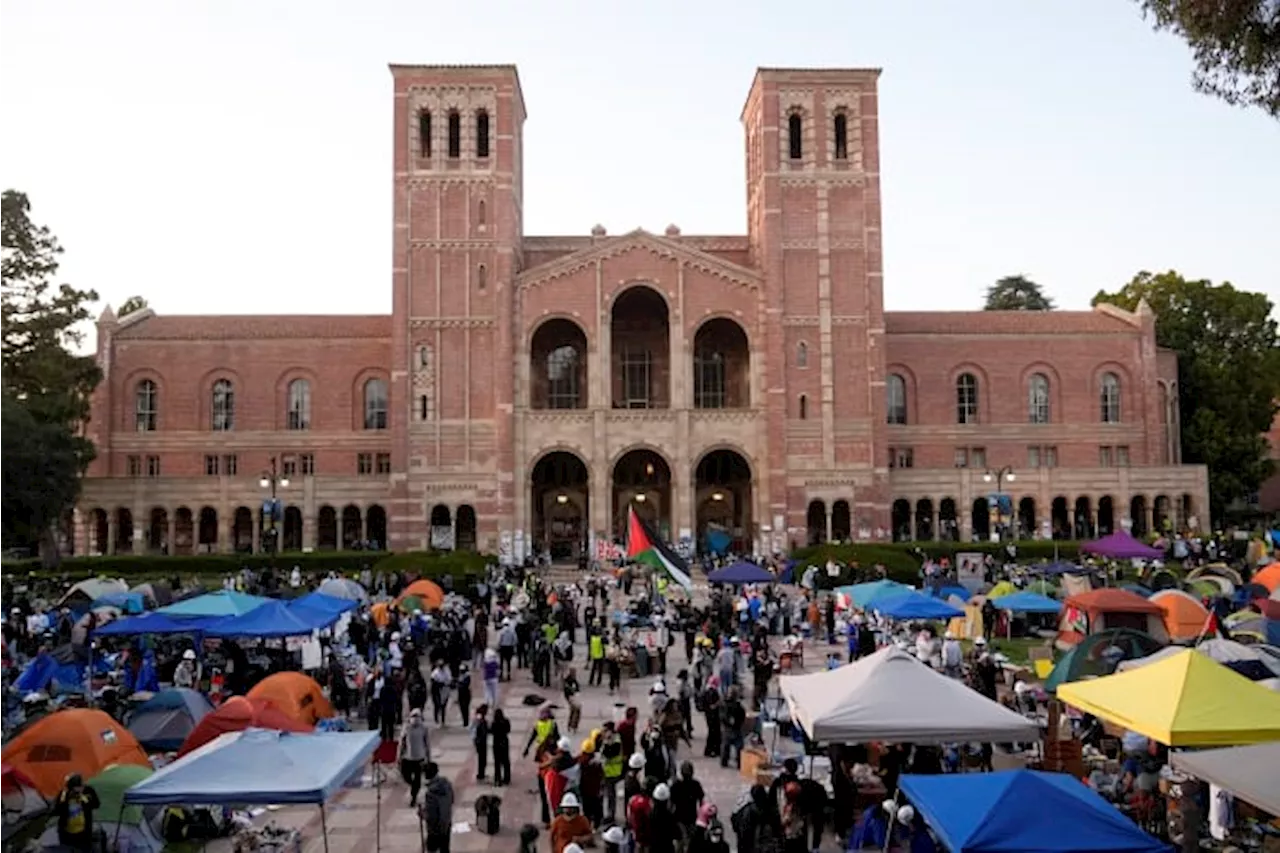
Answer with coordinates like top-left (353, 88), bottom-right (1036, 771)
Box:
top-left (1, 190), bottom-right (101, 556)
top-left (984, 275), bottom-right (1055, 311)
top-left (1136, 0), bottom-right (1280, 118)
top-left (1093, 270), bottom-right (1280, 520)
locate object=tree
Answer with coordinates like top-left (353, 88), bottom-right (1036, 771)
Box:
top-left (0, 190), bottom-right (101, 558)
top-left (1093, 270), bottom-right (1280, 520)
top-left (1134, 0), bottom-right (1280, 118)
top-left (117, 295), bottom-right (148, 317)
top-left (984, 275), bottom-right (1055, 311)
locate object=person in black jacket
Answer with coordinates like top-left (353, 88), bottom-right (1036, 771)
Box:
top-left (472, 704), bottom-right (490, 780)
top-left (490, 708), bottom-right (512, 786)
top-left (54, 774), bottom-right (100, 852)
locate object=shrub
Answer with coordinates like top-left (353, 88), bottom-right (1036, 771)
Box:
top-left (371, 550), bottom-right (493, 583)
top-left (790, 540), bottom-right (1085, 588)
top-left (3, 550), bottom-right (390, 581)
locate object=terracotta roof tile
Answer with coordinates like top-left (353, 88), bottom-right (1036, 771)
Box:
top-left (884, 310), bottom-right (1135, 335)
top-left (113, 314), bottom-right (391, 341)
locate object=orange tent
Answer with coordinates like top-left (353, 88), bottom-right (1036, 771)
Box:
top-left (370, 601), bottom-right (391, 627)
top-left (179, 695), bottom-right (312, 756)
top-left (1253, 563), bottom-right (1280, 593)
top-left (246, 672), bottom-right (334, 726)
top-left (1, 709), bottom-right (149, 797)
top-left (1056, 588), bottom-right (1168, 650)
top-left (397, 578), bottom-right (445, 611)
top-left (1150, 589), bottom-right (1211, 641)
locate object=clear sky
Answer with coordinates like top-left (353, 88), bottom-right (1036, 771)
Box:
top-left (2, 0), bottom-right (1277, 323)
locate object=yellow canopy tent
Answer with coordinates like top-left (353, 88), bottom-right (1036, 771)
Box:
top-left (1057, 648), bottom-right (1280, 746)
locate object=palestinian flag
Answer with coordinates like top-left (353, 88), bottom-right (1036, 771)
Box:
top-left (625, 506), bottom-right (693, 590)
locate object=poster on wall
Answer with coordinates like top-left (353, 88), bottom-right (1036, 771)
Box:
top-left (430, 526), bottom-right (454, 551)
top-left (499, 531), bottom-right (514, 566)
top-left (514, 530), bottom-right (526, 563)
top-left (956, 551), bottom-right (985, 593)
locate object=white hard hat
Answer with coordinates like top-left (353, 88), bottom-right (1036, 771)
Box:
top-left (557, 737), bottom-right (572, 751)
top-left (391, 632), bottom-right (401, 641)
top-left (564, 845), bottom-right (584, 853)
top-left (628, 752), bottom-right (646, 769)
top-left (652, 679), bottom-right (666, 692)
top-left (653, 783), bottom-right (670, 801)
top-left (1014, 681), bottom-right (1028, 695)
top-left (603, 826), bottom-right (626, 844)
top-left (560, 792), bottom-right (581, 809)
top-left (943, 631), bottom-right (954, 640)
top-left (882, 799), bottom-right (897, 815)
top-left (974, 636), bottom-right (987, 646)
top-left (897, 805), bottom-right (916, 825)
top-left (182, 650), bottom-right (196, 660)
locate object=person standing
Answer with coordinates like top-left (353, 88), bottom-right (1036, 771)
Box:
top-left (54, 774), bottom-right (100, 852)
top-left (490, 708), bottom-right (512, 786)
top-left (398, 708), bottom-right (432, 807)
top-left (482, 648), bottom-right (501, 707)
top-left (563, 667), bottom-right (582, 733)
top-left (471, 704), bottom-right (490, 781)
top-left (420, 762), bottom-right (454, 853)
top-left (455, 664), bottom-right (472, 726)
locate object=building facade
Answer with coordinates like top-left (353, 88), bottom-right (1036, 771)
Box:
top-left (73, 65), bottom-right (1210, 559)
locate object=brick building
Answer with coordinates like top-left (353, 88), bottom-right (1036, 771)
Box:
top-left (73, 65), bottom-right (1209, 559)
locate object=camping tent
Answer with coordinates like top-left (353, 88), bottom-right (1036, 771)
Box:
top-left (317, 578), bottom-right (367, 602)
top-left (0, 710), bottom-right (150, 797)
top-left (127, 687), bottom-right (214, 752)
top-left (865, 590), bottom-right (964, 621)
top-left (1117, 638), bottom-right (1280, 687)
top-left (1058, 649), bottom-right (1280, 746)
top-left (91, 591), bottom-right (146, 614)
top-left (397, 579), bottom-right (445, 611)
top-left (291, 592), bottom-right (358, 618)
top-left (1, 763), bottom-right (48, 829)
top-left (39, 764), bottom-right (164, 853)
top-left (1043, 629), bottom-right (1164, 693)
top-left (707, 562), bottom-right (775, 585)
top-left (178, 696), bottom-right (312, 757)
top-left (780, 646), bottom-right (1038, 743)
top-left (57, 578), bottom-right (128, 609)
top-left (898, 770), bottom-right (1169, 853)
top-left (1080, 531), bottom-right (1163, 560)
top-left (246, 672), bottom-right (335, 726)
top-left (92, 611), bottom-right (219, 637)
top-left (156, 590), bottom-right (270, 619)
top-left (1169, 743), bottom-right (1280, 816)
top-left (1057, 588), bottom-right (1167, 650)
top-left (130, 582), bottom-right (173, 607)
top-left (126, 728), bottom-right (379, 805)
top-left (839, 580), bottom-right (910, 610)
top-left (1148, 589), bottom-right (1210, 641)
top-left (991, 591), bottom-right (1062, 614)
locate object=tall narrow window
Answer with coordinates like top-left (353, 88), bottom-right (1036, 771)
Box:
top-left (886, 374), bottom-right (907, 424)
top-left (286, 378), bottom-right (311, 430)
top-left (796, 341), bottom-right (808, 368)
top-left (418, 110), bottom-right (431, 157)
top-left (956, 373), bottom-right (979, 424)
top-left (447, 110), bottom-right (461, 158)
top-left (833, 113), bottom-right (848, 160)
top-left (693, 348), bottom-right (727, 409)
top-left (364, 378), bottom-right (388, 430)
top-left (798, 394), bottom-right (808, 420)
top-left (476, 110), bottom-right (490, 158)
top-left (135, 379), bottom-right (157, 432)
top-left (211, 379), bottom-right (235, 431)
top-left (620, 348), bottom-right (652, 409)
top-left (1100, 372), bottom-right (1121, 423)
top-left (419, 394), bottom-right (430, 421)
top-left (477, 264), bottom-right (487, 291)
top-left (477, 199), bottom-right (486, 227)
top-left (547, 345), bottom-right (581, 409)
top-left (788, 113), bottom-right (803, 160)
top-left (1028, 373), bottom-right (1050, 424)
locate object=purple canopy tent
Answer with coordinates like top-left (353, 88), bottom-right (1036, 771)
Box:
top-left (1080, 531), bottom-right (1163, 560)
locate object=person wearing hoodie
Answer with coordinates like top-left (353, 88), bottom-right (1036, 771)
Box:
top-left (482, 648), bottom-right (501, 707)
top-left (490, 708), bottom-right (512, 786)
top-left (649, 782), bottom-right (678, 853)
top-left (419, 762), bottom-right (454, 853)
top-left (398, 708), bottom-right (432, 806)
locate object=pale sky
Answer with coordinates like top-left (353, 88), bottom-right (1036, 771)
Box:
top-left (2, 0), bottom-right (1278, 325)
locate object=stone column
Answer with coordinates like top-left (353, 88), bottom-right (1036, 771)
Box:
top-left (931, 508), bottom-right (940, 541)
top-left (107, 515), bottom-right (117, 556)
top-left (218, 510), bottom-right (232, 554)
top-left (166, 513), bottom-right (176, 556)
top-left (251, 511), bottom-right (262, 555)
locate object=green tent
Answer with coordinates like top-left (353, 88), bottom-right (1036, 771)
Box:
top-left (87, 763), bottom-right (153, 826)
top-left (1044, 628), bottom-right (1164, 693)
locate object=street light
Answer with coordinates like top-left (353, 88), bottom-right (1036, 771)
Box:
top-left (259, 456), bottom-right (290, 554)
top-left (982, 466), bottom-right (1016, 540)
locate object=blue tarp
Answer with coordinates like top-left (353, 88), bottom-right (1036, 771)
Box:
top-left (203, 600), bottom-right (336, 639)
top-left (839, 579), bottom-right (911, 609)
top-left (1034, 561), bottom-right (1089, 575)
top-left (707, 562), bottom-right (774, 585)
top-left (14, 651), bottom-right (102, 695)
top-left (866, 590), bottom-right (964, 620)
top-left (899, 770), bottom-right (1171, 853)
top-left (991, 591), bottom-right (1063, 614)
top-left (124, 728), bottom-right (380, 805)
top-left (91, 591), bottom-right (147, 614)
top-left (290, 592), bottom-right (358, 617)
top-left (156, 591), bottom-right (270, 619)
top-left (93, 612), bottom-right (218, 637)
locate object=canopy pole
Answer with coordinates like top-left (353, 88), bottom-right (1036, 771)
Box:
top-left (375, 759), bottom-right (382, 852)
top-left (320, 802), bottom-right (330, 853)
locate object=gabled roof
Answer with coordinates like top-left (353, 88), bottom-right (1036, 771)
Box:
top-left (516, 228), bottom-right (760, 291)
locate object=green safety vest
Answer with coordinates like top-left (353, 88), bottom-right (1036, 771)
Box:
top-left (603, 739), bottom-right (624, 779)
top-left (657, 577), bottom-right (669, 594)
top-left (535, 718), bottom-right (556, 747)
top-left (589, 635), bottom-right (604, 660)
top-left (542, 623), bottom-right (559, 643)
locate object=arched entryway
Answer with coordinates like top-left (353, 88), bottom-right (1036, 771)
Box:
top-left (692, 318), bottom-right (750, 409)
top-left (1073, 496), bottom-right (1094, 539)
top-left (831, 500), bottom-right (851, 542)
top-left (531, 451), bottom-right (589, 561)
top-left (939, 498), bottom-right (959, 541)
top-left (115, 508), bottom-right (134, 554)
top-left (530, 319), bottom-right (589, 410)
top-left (283, 506), bottom-right (304, 551)
top-left (1130, 496), bottom-right (1148, 537)
top-left (366, 504), bottom-right (387, 550)
top-left (806, 500), bottom-right (827, 546)
top-left (614, 448), bottom-right (672, 540)
top-left (1179, 493), bottom-right (1194, 530)
top-left (891, 499), bottom-right (911, 542)
top-left (694, 449), bottom-right (753, 554)
top-left (970, 498), bottom-right (991, 542)
top-left (429, 504), bottom-right (453, 550)
top-left (455, 505), bottom-right (477, 551)
top-left (90, 508), bottom-right (109, 555)
top-left (914, 499), bottom-right (934, 541)
top-left (317, 505), bottom-right (338, 550)
top-left (341, 505), bottom-right (362, 549)
top-left (611, 286), bottom-right (670, 409)
top-left (148, 508), bottom-right (169, 554)
top-left (198, 507), bottom-right (217, 553)
top-left (1017, 497), bottom-right (1036, 540)
top-left (1097, 496), bottom-right (1115, 535)
top-left (174, 507), bottom-right (194, 555)
top-left (1153, 495), bottom-right (1172, 533)
top-left (232, 507), bottom-right (253, 553)
top-left (1051, 497), bottom-right (1070, 539)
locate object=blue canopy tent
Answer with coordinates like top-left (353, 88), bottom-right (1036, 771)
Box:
top-left (14, 648), bottom-right (106, 695)
top-left (707, 562), bottom-right (774, 585)
top-left (203, 600), bottom-right (339, 639)
top-left (924, 584), bottom-right (971, 602)
top-left (127, 687), bottom-right (214, 752)
top-left (865, 590), bottom-right (964, 621)
top-left (156, 591), bottom-right (270, 619)
top-left (990, 591), bottom-right (1063, 614)
top-left (123, 729), bottom-right (380, 853)
top-left (91, 591), bottom-right (147, 614)
top-left (291, 592), bottom-right (358, 618)
top-left (839, 579), bottom-right (911, 609)
top-left (899, 770), bottom-right (1170, 852)
top-left (92, 612), bottom-right (219, 637)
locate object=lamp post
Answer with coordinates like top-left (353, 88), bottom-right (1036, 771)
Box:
top-left (259, 456), bottom-right (290, 554)
top-left (982, 465), bottom-right (1016, 540)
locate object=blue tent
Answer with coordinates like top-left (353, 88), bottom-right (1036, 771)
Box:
top-left (839, 579), bottom-right (911, 609)
top-left (91, 591), bottom-right (147, 614)
top-left (991, 591), bottom-right (1062, 614)
top-left (925, 584), bottom-right (971, 602)
top-left (290, 592), bottom-right (358, 618)
top-left (127, 687), bottom-right (214, 751)
top-left (866, 590), bottom-right (964, 620)
top-left (156, 591), bottom-right (270, 619)
top-left (14, 649), bottom-right (103, 695)
top-left (93, 612), bottom-right (219, 637)
top-left (203, 600), bottom-right (337, 639)
top-left (124, 728), bottom-right (380, 805)
top-left (1034, 561), bottom-right (1090, 575)
top-left (707, 562), bottom-right (774, 585)
top-left (899, 770), bottom-right (1170, 852)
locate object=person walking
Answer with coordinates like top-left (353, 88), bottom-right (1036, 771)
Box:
top-left (420, 762), bottom-right (454, 853)
top-left (398, 708), bottom-right (432, 807)
top-left (482, 648), bottom-right (501, 707)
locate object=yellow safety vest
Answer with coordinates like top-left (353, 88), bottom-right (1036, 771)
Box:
top-left (535, 718), bottom-right (555, 747)
top-left (603, 739), bottom-right (624, 779)
top-left (657, 577), bottom-right (669, 594)
top-left (590, 635), bottom-right (604, 660)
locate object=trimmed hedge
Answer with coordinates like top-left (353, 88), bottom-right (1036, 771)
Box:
top-left (790, 540), bottom-right (1086, 588)
top-left (2, 550), bottom-right (390, 581)
top-left (370, 550), bottom-right (493, 580)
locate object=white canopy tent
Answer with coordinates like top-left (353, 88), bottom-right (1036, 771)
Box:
top-left (1170, 743), bottom-right (1280, 815)
top-left (780, 646), bottom-right (1039, 743)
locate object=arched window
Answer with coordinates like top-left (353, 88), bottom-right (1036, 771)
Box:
top-left (796, 341), bottom-right (808, 368)
top-left (286, 378), bottom-right (311, 430)
top-left (693, 349), bottom-right (726, 409)
top-left (477, 199), bottom-right (486, 227)
top-left (886, 374), bottom-right (907, 424)
top-left (363, 378), bottom-right (388, 430)
top-left (134, 379), bottom-right (157, 432)
top-left (417, 110), bottom-right (431, 157)
top-left (447, 110), bottom-right (461, 158)
top-left (475, 110), bottom-right (490, 158)
top-left (1028, 373), bottom-right (1050, 424)
top-left (833, 113), bottom-right (848, 160)
top-left (1100, 372), bottom-right (1121, 423)
top-left (547, 345), bottom-right (580, 409)
top-left (211, 379), bottom-right (235, 431)
top-left (788, 113), bottom-right (803, 160)
top-left (956, 373), bottom-right (979, 424)
top-left (477, 264), bottom-right (487, 291)
top-left (798, 394), bottom-right (808, 420)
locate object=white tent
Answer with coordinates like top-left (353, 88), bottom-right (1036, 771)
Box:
top-left (780, 646), bottom-right (1039, 743)
top-left (1117, 639), bottom-right (1280, 691)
